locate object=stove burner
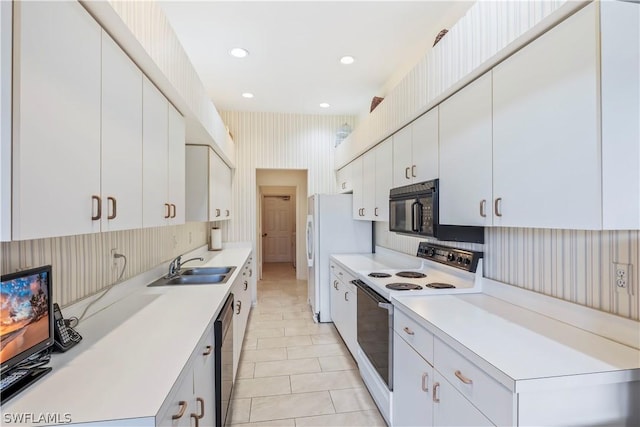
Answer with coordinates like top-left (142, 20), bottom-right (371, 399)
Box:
top-left (425, 283), bottom-right (456, 289)
top-left (386, 283), bottom-right (423, 291)
top-left (368, 272), bottom-right (392, 278)
top-left (396, 271), bottom-right (427, 279)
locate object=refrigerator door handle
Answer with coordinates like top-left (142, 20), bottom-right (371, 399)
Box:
top-left (306, 215), bottom-right (314, 267)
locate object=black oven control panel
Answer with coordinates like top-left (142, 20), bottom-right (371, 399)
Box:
top-left (417, 242), bottom-right (483, 273)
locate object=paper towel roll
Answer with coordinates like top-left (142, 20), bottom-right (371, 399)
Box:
top-left (210, 227), bottom-right (222, 251)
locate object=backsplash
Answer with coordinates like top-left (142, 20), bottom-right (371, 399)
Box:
top-left (375, 222), bottom-right (639, 320)
top-left (0, 222), bottom-right (209, 307)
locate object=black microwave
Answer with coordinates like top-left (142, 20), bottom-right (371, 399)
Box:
top-left (389, 179), bottom-right (484, 244)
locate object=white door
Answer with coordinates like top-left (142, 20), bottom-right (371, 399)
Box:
top-left (263, 196), bottom-right (293, 263)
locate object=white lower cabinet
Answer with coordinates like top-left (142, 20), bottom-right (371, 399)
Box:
top-left (432, 371), bottom-right (493, 427)
top-left (156, 322), bottom-right (214, 427)
top-left (329, 261), bottom-right (358, 358)
top-left (232, 255), bottom-right (253, 379)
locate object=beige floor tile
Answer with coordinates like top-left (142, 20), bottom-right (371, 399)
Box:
top-left (254, 358), bottom-right (321, 377)
top-left (250, 391), bottom-right (335, 422)
top-left (237, 361), bottom-right (255, 379)
top-left (330, 387), bottom-right (377, 413)
top-left (286, 344), bottom-right (348, 359)
top-left (248, 319), bottom-right (310, 330)
top-left (289, 370), bottom-right (363, 393)
top-left (243, 338), bottom-right (258, 350)
top-left (245, 328), bottom-right (285, 339)
top-left (295, 409), bottom-right (386, 427)
top-left (318, 355), bottom-right (357, 372)
top-left (310, 333), bottom-right (342, 345)
top-left (252, 312), bottom-right (284, 321)
top-left (284, 323), bottom-right (335, 337)
top-left (231, 419), bottom-right (295, 427)
top-left (234, 375), bottom-right (291, 398)
top-left (282, 311), bottom-right (311, 320)
top-left (257, 335), bottom-right (312, 349)
top-left (228, 398), bottom-right (251, 424)
top-left (241, 347), bottom-right (287, 363)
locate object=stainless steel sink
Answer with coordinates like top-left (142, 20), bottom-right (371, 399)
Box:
top-left (181, 266), bottom-right (236, 276)
top-left (148, 273), bottom-right (231, 287)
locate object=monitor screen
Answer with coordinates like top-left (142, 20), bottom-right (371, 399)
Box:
top-left (1, 265), bottom-right (54, 373)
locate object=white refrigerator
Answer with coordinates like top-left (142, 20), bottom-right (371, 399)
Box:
top-left (306, 194), bottom-right (372, 322)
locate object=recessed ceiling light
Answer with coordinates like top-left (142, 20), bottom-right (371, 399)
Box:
top-left (319, 103), bottom-right (330, 108)
top-left (340, 56), bottom-right (355, 65)
top-left (242, 92), bottom-right (254, 99)
top-left (229, 47), bottom-right (249, 58)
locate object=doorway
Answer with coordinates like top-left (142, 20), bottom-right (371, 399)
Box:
top-left (256, 169), bottom-right (308, 281)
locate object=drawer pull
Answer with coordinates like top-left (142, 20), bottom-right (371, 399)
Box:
top-left (203, 345), bottom-right (212, 356)
top-left (455, 370), bottom-right (473, 385)
top-left (107, 196), bottom-right (117, 219)
top-left (244, 280), bottom-right (248, 291)
top-left (333, 280), bottom-right (339, 290)
top-left (479, 199), bottom-right (487, 218)
top-left (403, 326), bottom-right (415, 336)
top-left (494, 197), bottom-right (503, 217)
top-left (405, 167), bottom-right (410, 179)
top-left (172, 401), bottom-right (187, 420)
top-left (236, 300), bottom-right (242, 314)
top-left (196, 397), bottom-right (205, 419)
top-left (421, 372), bottom-right (429, 392)
top-left (344, 291), bottom-right (349, 301)
top-left (411, 165), bottom-right (416, 178)
top-left (92, 195), bottom-right (102, 220)
top-left (190, 413), bottom-right (199, 427)
top-left (433, 382), bottom-right (440, 403)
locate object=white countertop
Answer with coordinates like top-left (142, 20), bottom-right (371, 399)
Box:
top-left (330, 248), bottom-right (423, 272)
top-left (2, 247), bottom-right (251, 426)
top-left (392, 293), bottom-right (640, 393)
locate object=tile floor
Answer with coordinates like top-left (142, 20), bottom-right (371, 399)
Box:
top-left (228, 262), bottom-right (386, 427)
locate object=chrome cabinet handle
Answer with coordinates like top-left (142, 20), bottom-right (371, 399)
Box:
top-left (203, 345), bottom-right (212, 356)
top-left (244, 280), bottom-right (248, 291)
top-left (480, 199), bottom-right (487, 218)
top-left (411, 165), bottom-right (417, 178)
top-left (92, 195), bottom-right (102, 220)
top-left (421, 372), bottom-right (429, 392)
top-left (236, 300), bottom-right (242, 314)
top-left (403, 326), bottom-right (415, 336)
top-left (172, 401), bottom-right (187, 420)
top-left (107, 196), bottom-right (117, 219)
top-left (405, 167), bottom-right (410, 179)
top-left (455, 370), bottom-right (473, 385)
top-left (433, 382), bottom-right (440, 403)
top-left (495, 197), bottom-right (503, 217)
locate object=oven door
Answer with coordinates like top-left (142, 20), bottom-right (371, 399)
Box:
top-left (353, 280), bottom-right (393, 390)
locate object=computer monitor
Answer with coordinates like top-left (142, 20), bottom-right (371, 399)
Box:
top-left (1, 265), bottom-right (54, 375)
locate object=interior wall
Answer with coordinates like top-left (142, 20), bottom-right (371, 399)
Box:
top-left (258, 179), bottom-right (304, 279)
top-left (375, 222), bottom-right (640, 320)
top-left (0, 222), bottom-right (209, 307)
top-left (219, 111), bottom-right (356, 279)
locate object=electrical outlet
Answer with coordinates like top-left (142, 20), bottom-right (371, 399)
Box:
top-left (111, 248), bottom-right (119, 268)
top-left (614, 263), bottom-right (632, 295)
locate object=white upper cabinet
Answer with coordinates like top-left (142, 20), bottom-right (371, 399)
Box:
top-left (142, 77), bottom-right (169, 228)
top-left (336, 162), bottom-right (353, 194)
top-left (439, 72), bottom-right (493, 227)
top-left (168, 104), bottom-right (186, 225)
top-left (185, 145), bottom-right (232, 222)
top-left (352, 138), bottom-right (392, 221)
top-left (12, 1), bottom-right (101, 240)
top-left (374, 138), bottom-right (393, 221)
top-left (492, 3), bottom-right (600, 229)
top-left (101, 31), bottom-right (143, 232)
top-left (393, 108), bottom-right (439, 188)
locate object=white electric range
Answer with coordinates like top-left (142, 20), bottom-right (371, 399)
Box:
top-left (352, 242), bottom-right (484, 425)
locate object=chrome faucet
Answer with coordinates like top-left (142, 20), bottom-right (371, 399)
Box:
top-left (167, 255), bottom-right (204, 278)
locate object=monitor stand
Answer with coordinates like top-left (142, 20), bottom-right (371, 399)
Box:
top-left (1, 366), bottom-right (52, 404)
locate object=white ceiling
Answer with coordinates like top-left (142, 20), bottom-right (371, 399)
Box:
top-left (160, 1), bottom-right (473, 116)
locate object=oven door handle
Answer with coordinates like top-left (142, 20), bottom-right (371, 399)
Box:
top-left (352, 279), bottom-right (391, 305)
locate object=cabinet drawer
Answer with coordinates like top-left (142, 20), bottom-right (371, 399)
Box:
top-left (394, 309), bottom-right (434, 365)
top-left (329, 261), bottom-right (355, 284)
top-left (434, 338), bottom-right (513, 426)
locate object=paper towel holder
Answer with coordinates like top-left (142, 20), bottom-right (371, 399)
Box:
top-left (210, 227), bottom-right (223, 251)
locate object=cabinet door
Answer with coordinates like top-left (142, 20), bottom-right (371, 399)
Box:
top-left (411, 107), bottom-right (439, 183)
top-left (142, 77), bottom-right (169, 228)
top-left (221, 160), bottom-right (232, 220)
top-left (351, 156), bottom-right (364, 219)
top-left (343, 281), bottom-right (358, 358)
top-left (374, 138), bottom-right (393, 221)
top-left (12, 1), bottom-right (101, 240)
top-left (193, 324), bottom-right (215, 427)
top-left (392, 126), bottom-right (412, 187)
top-left (330, 274), bottom-right (341, 330)
top-left (432, 371), bottom-right (493, 427)
top-left (156, 369), bottom-right (194, 427)
top-left (393, 332), bottom-right (434, 427)
top-left (233, 267), bottom-right (252, 380)
top-left (101, 31), bottom-right (143, 232)
top-left (168, 104), bottom-right (185, 225)
top-left (361, 150), bottom-right (376, 220)
top-left (439, 72), bottom-right (493, 227)
top-left (185, 146), bottom-right (209, 222)
top-left (336, 163), bottom-right (352, 193)
top-left (492, 3), bottom-right (600, 229)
